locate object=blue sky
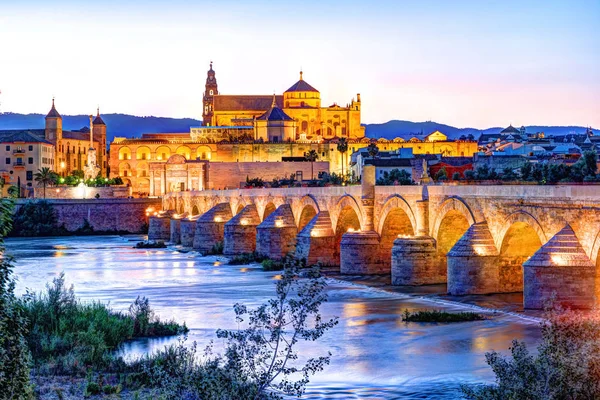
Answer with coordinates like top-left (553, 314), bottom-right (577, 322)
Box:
top-left (0, 0), bottom-right (598, 127)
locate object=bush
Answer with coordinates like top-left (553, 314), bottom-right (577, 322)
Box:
top-left (0, 198), bottom-right (33, 397)
top-left (10, 200), bottom-right (67, 237)
top-left (261, 258), bottom-right (284, 271)
top-left (228, 252), bottom-right (268, 265)
top-left (376, 169), bottom-right (413, 185)
top-left (452, 172), bottom-right (461, 181)
top-left (464, 170), bottom-right (475, 180)
top-left (205, 241), bottom-right (223, 255)
top-left (402, 309), bottom-right (485, 322)
top-left (134, 241), bottom-right (167, 249)
top-left (463, 308), bottom-right (600, 399)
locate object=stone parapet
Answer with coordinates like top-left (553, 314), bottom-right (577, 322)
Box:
top-left (524, 225), bottom-right (596, 309)
top-left (340, 231), bottom-right (387, 274)
top-left (256, 204), bottom-right (298, 260)
top-left (193, 203), bottom-right (232, 252)
top-left (295, 211), bottom-right (337, 266)
top-left (391, 236), bottom-right (443, 285)
top-left (224, 204), bottom-right (261, 255)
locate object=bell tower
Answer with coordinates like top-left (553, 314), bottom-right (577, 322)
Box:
top-left (202, 61), bottom-right (218, 126)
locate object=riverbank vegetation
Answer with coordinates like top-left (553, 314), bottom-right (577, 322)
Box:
top-left (228, 251), bottom-right (268, 265)
top-left (463, 307), bottom-right (600, 399)
top-left (134, 240), bottom-right (167, 249)
top-left (402, 309), bottom-right (485, 323)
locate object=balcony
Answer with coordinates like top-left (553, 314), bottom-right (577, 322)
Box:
top-left (13, 162), bottom-right (25, 168)
top-left (13, 149), bottom-right (26, 154)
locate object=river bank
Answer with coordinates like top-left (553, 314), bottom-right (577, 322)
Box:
top-left (9, 235), bottom-right (542, 399)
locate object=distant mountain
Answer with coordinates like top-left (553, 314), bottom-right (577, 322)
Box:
top-left (0, 113), bottom-right (202, 144)
top-left (0, 113), bottom-right (595, 143)
top-left (363, 120), bottom-right (595, 140)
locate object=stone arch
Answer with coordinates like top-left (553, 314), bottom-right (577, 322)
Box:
top-left (294, 194), bottom-right (321, 228)
top-left (119, 162), bottom-right (132, 177)
top-left (332, 195), bottom-right (363, 233)
top-left (118, 147), bottom-right (131, 160)
top-left (263, 202), bottom-right (276, 221)
top-left (376, 195), bottom-right (417, 236)
top-left (334, 204), bottom-right (361, 252)
top-left (378, 198), bottom-right (416, 261)
top-left (298, 204), bottom-right (318, 231)
top-left (136, 161), bottom-right (149, 177)
top-left (155, 146), bottom-right (171, 161)
top-left (175, 145), bottom-right (192, 160)
top-left (196, 145), bottom-right (212, 160)
top-left (136, 146), bottom-right (151, 161)
top-left (431, 197), bottom-right (477, 243)
top-left (589, 230), bottom-right (600, 303)
top-left (137, 178), bottom-right (150, 194)
top-left (497, 212), bottom-right (546, 292)
top-left (191, 205), bottom-right (200, 216)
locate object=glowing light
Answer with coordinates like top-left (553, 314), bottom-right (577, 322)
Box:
top-left (55, 189), bottom-right (60, 193)
top-left (241, 218), bottom-right (248, 226)
top-left (60, 161), bottom-right (65, 169)
top-left (397, 234), bottom-right (413, 239)
top-left (347, 228), bottom-right (355, 233)
top-left (275, 219), bottom-right (284, 228)
top-left (153, 212), bottom-right (158, 216)
top-left (240, 267), bottom-right (249, 272)
top-left (214, 216), bottom-right (223, 223)
top-left (310, 231), bottom-right (319, 237)
top-left (551, 254), bottom-right (568, 266)
top-left (214, 261), bottom-right (221, 267)
top-left (59, 177), bottom-right (65, 183)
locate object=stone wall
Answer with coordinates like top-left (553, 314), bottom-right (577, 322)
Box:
top-left (34, 185), bottom-right (131, 199)
top-left (15, 198), bottom-right (161, 233)
top-left (207, 161), bottom-right (330, 190)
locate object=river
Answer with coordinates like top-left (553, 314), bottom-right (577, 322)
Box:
top-left (8, 235), bottom-right (541, 399)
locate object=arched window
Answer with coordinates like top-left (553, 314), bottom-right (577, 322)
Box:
top-left (209, 89), bottom-right (214, 95)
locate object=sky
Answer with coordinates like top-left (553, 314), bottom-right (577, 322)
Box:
top-left (0, 0), bottom-right (598, 128)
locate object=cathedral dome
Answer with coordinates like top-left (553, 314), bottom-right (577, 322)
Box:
top-left (285, 71), bottom-right (319, 93)
top-left (257, 96), bottom-right (294, 121)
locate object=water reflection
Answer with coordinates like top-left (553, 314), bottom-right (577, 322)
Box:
top-left (8, 236), bottom-right (541, 400)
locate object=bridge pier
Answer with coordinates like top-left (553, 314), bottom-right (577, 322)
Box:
top-left (169, 213), bottom-right (187, 244)
top-left (340, 231), bottom-right (388, 274)
top-left (180, 217), bottom-right (198, 247)
top-left (256, 204), bottom-right (297, 260)
top-left (148, 214), bottom-right (171, 241)
top-left (193, 203), bottom-right (232, 253)
top-left (524, 225), bottom-right (595, 309)
top-left (295, 211), bottom-right (337, 266)
top-left (391, 236), bottom-right (442, 285)
top-left (224, 204), bottom-right (261, 255)
top-left (447, 223), bottom-right (500, 295)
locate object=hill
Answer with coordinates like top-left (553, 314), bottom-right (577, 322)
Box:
top-left (0, 113), bottom-right (594, 143)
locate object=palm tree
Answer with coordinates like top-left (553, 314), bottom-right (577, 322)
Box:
top-left (337, 137), bottom-right (349, 179)
top-left (34, 167), bottom-right (57, 199)
top-left (367, 143), bottom-right (379, 158)
top-left (304, 150), bottom-right (319, 180)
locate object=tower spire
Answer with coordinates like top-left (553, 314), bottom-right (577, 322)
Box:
top-left (271, 93), bottom-right (277, 108)
top-left (299, 69), bottom-right (303, 81)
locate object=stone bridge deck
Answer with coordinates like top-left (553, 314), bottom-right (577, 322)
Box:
top-left (151, 167), bottom-right (600, 310)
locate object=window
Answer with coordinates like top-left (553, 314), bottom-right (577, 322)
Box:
top-left (28, 157), bottom-right (33, 164)
top-left (5, 158), bottom-right (9, 165)
top-left (209, 89), bottom-right (214, 95)
top-left (26, 171), bottom-right (33, 180)
top-left (28, 145), bottom-right (33, 151)
top-left (5, 146), bottom-right (9, 151)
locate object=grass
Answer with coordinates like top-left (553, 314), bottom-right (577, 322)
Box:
top-left (23, 274), bottom-right (187, 376)
top-left (402, 309), bottom-right (485, 323)
top-left (228, 251), bottom-right (268, 265)
top-left (134, 241), bottom-right (167, 249)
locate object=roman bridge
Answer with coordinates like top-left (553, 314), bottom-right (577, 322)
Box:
top-left (150, 166), bottom-right (600, 309)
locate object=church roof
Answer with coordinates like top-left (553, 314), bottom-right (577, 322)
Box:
top-left (500, 125), bottom-right (520, 134)
top-left (46, 99), bottom-right (61, 118)
top-left (0, 130), bottom-right (53, 144)
top-left (285, 71), bottom-right (319, 93)
top-left (93, 108), bottom-right (106, 126)
top-left (213, 95), bottom-right (284, 111)
top-left (257, 97), bottom-right (294, 121)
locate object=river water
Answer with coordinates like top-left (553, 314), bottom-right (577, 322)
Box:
top-left (8, 235), bottom-right (541, 399)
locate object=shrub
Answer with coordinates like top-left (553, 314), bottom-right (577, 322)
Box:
top-left (261, 258), bottom-right (284, 271)
top-left (134, 241), bottom-right (167, 249)
top-left (205, 241), bottom-right (224, 255)
top-left (434, 167), bottom-right (448, 181)
top-left (10, 200), bottom-right (68, 237)
top-left (402, 309), bottom-right (485, 322)
top-left (463, 308), bottom-right (600, 399)
top-left (228, 252), bottom-right (268, 265)
top-left (464, 170), bottom-right (475, 180)
top-left (452, 172), bottom-right (461, 181)
top-left (376, 169), bottom-right (413, 185)
top-left (0, 197), bottom-right (33, 397)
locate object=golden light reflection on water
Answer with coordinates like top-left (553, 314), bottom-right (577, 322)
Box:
top-left (240, 268), bottom-right (249, 273)
top-left (214, 261), bottom-right (221, 267)
top-left (53, 251), bottom-right (65, 258)
top-left (272, 274), bottom-right (282, 280)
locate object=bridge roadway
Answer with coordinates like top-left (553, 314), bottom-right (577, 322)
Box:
top-left (149, 166), bottom-right (600, 309)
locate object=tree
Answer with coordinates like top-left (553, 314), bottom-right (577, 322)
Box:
top-left (33, 167), bottom-right (57, 199)
top-left (336, 137), bottom-right (349, 179)
top-left (452, 172), bottom-right (461, 181)
top-left (434, 167), bottom-right (448, 181)
top-left (376, 169), bottom-right (413, 186)
top-left (520, 162), bottom-right (533, 181)
top-left (366, 143), bottom-right (379, 158)
top-left (216, 258), bottom-right (338, 399)
top-left (0, 197), bottom-right (33, 398)
top-left (464, 170), bottom-right (475, 181)
top-left (304, 150), bottom-right (319, 180)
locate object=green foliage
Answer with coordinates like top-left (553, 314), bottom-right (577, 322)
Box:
top-left (434, 167), bottom-right (448, 181)
top-left (520, 162), bottom-right (532, 181)
top-left (463, 308), bottom-right (600, 399)
top-left (22, 276), bottom-right (186, 375)
top-left (303, 149), bottom-right (319, 163)
top-left (205, 241), bottom-right (224, 255)
top-left (464, 170), bottom-right (475, 180)
top-left (245, 176), bottom-right (265, 188)
top-left (376, 169), bottom-right (413, 186)
top-left (452, 172), bottom-right (461, 180)
top-left (366, 142), bottom-right (379, 158)
top-left (216, 257), bottom-right (338, 398)
top-left (10, 200), bottom-right (66, 237)
top-left (228, 252), bottom-right (268, 265)
top-left (34, 167), bottom-right (59, 198)
top-left (0, 197), bottom-right (34, 398)
top-left (134, 241), bottom-right (167, 249)
top-left (319, 172), bottom-right (344, 186)
top-left (501, 167), bottom-right (518, 181)
top-left (6, 185), bottom-right (19, 198)
top-left (261, 258), bottom-right (284, 271)
top-left (402, 309), bottom-right (485, 322)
